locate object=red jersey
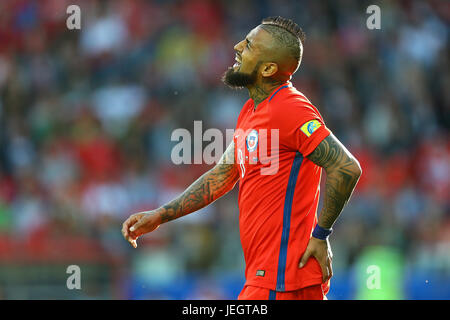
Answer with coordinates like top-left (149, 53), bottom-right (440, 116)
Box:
top-left (233, 82), bottom-right (331, 293)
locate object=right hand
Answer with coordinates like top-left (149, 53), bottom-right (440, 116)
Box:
top-left (121, 211), bottom-right (161, 248)
top-left (298, 237), bottom-right (333, 283)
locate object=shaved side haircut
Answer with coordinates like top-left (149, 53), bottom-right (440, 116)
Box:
top-left (260, 16), bottom-right (306, 74)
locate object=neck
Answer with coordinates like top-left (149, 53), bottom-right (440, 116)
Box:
top-left (247, 79), bottom-right (285, 109)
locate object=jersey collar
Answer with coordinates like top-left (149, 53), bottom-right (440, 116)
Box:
top-left (252, 81), bottom-right (292, 110)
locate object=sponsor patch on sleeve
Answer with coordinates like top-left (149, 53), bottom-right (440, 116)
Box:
top-left (300, 119), bottom-right (321, 137)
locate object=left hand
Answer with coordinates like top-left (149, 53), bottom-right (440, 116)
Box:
top-left (298, 237), bottom-right (333, 283)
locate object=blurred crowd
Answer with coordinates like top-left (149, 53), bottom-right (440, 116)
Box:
top-left (0, 0), bottom-right (448, 299)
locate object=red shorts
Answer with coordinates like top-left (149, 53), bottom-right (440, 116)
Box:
top-left (238, 284), bottom-right (327, 300)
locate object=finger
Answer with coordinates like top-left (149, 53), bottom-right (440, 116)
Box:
top-left (123, 216), bottom-right (142, 244)
top-left (319, 259), bottom-right (329, 283)
top-left (322, 267), bottom-right (329, 283)
top-left (122, 221), bottom-right (131, 240)
top-left (124, 221), bottom-right (139, 240)
top-left (299, 249), bottom-right (311, 268)
top-left (322, 258), bottom-right (333, 283)
top-left (326, 258), bottom-right (333, 281)
top-left (123, 215), bottom-right (138, 233)
top-left (130, 219), bottom-right (144, 236)
top-left (122, 224), bottom-right (133, 243)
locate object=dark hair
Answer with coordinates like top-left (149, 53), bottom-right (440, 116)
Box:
top-left (261, 16), bottom-right (306, 44)
top-left (260, 16), bottom-right (305, 72)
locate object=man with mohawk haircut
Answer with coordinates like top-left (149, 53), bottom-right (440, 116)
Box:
top-left (122, 16), bottom-right (362, 300)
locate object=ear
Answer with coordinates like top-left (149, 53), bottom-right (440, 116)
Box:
top-left (261, 62), bottom-right (278, 78)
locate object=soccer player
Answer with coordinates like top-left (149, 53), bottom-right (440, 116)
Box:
top-left (122, 16), bottom-right (362, 300)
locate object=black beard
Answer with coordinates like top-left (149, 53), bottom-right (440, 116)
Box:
top-left (221, 65), bottom-right (258, 88)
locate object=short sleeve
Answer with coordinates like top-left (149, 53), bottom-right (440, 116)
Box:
top-left (296, 119), bottom-right (331, 156)
top-left (272, 95), bottom-right (331, 157)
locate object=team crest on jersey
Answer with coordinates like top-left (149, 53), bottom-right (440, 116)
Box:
top-left (246, 129), bottom-right (259, 152)
top-left (300, 120), bottom-right (321, 137)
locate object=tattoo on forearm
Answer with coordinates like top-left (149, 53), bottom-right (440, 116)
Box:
top-left (307, 135), bottom-right (361, 229)
top-left (159, 143), bottom-right (239, 223)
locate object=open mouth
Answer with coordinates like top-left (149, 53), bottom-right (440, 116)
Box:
top-left (233, 56), bottom-right (241, 68)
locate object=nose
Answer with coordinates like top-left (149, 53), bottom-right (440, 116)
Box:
top-left (234, 39), bottom-right (245, 52)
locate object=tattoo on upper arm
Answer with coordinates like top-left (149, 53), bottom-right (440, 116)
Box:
top-left (307, 134), bottom-right (346, 170)
top-left (307, 134), bottom-right (361, 229)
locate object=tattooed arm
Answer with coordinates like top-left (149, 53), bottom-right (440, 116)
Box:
top-left (299, 133), bottom-right (361, 282)
top-left (159, 141), bottom-right (238, 223)
top-left (307, 134), bottom-right (362, 229)
top-left (122, 142), bottom-right (239, 248)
